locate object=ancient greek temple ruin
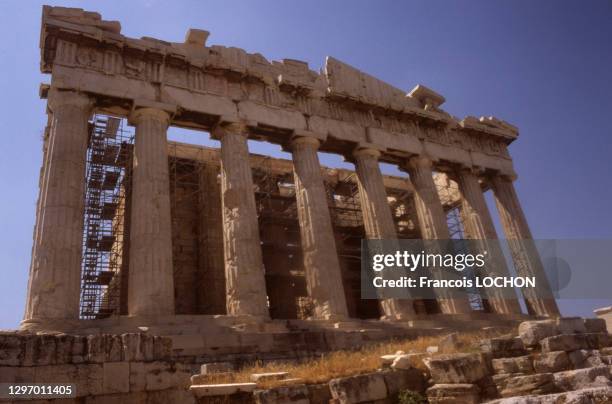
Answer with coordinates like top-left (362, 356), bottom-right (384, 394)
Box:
top-left (24, 6), bottom-right (559, 337)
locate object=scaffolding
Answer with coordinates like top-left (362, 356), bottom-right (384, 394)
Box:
top-left (79, 115), bottom-right (133, 319)
top-left (435, 174), bottom-right (486, 311)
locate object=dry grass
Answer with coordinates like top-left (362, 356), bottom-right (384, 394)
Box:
top-left (203, 329), bottom-right (504, 389)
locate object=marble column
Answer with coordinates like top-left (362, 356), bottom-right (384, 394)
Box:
top-left (214, 123), bottom-right (269, 318)
top-left (490, 175), bottom-right (560, 317)
top-left (23, 90), bottom-right (93, 323)
top-left (353, 148), bottom-right (416, 320)
top-left (456, 168), bottom-right (522, 314)
top-left (127, 108), bottom-right (175, 316)
top-left (292, 136), bottom-right (348, 320)
top-left (404, 155), bottom-right (472, 314)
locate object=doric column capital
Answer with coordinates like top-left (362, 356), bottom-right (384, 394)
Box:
top-left (404, 154), bottom-right (433, 171)
top-left (47, 89), bottom-right (93, 113)
top-left (352, 147), bottom-right (381, 161)
top-left (211, 121), bottom-right (249, 140)
top-left (129, 108), bottom-right (171, 126)
top-left (291, 135), bottom-right (320, 150)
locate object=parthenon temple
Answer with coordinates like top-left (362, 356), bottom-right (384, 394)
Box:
top-left (24, 6), bottom-right (559, 346)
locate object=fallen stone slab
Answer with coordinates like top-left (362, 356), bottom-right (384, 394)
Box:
top-left (556, 317), bottom-right (587, 334)
top-left (533, 351), bottom-right (570, 373)
top-left (492, 355), bottom-right (533, 375)
top-left (480, 337), bottom-right (527, 358)
top-left (250, 372), bottom-right (289, 383)
top-left (427, 383), bottom-right (480, 404)
top-left (391, 353), bottom-right (428, 371)
top-left (306, 383), bottom-right (331, 404)
top-left (497, 373), bottom-right (556, 398)
top-left (380, 354), bottom-right (400, 367)
top-left (584, 318), bottom-right (608, 333)
top-left (487, 386), bottom-right (612, 403)
top-left (518, 320), bottom-right (558, 347)
top-left (426, 353), bottom-right (488, 384)
top-left (253, 384), bottom-right (309, 404)
top-left (189, 382), bottom-right (257, 397)
top-left (553, 365), bottom-right (612, 391)
top-left (568, 349), bottom-right (604, 369)
top-left (540, 333), bottom-right (595, 352)
top-left (329, 372), bottom-right (388, 403)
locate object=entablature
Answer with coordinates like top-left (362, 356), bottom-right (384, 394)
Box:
top-left (40, 5), bottom-right (518, 176)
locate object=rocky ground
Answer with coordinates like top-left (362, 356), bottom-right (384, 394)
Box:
top-left (190, 317), bottom-right (612, 403)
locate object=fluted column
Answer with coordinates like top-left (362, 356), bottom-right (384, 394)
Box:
top-left (404, 155), bottom-right (472, 314)
top-left (292, 136), bottom-right (348, 320)
top-left (214, 123), bottom-right (269, 318)
top-left (490, 175), bottom-right (559, 317)
top-left (23, 90), bottom-right (93, 323)
top-left (353, 148), bottom-right (415, 320)
top-left (456, 168), bottom-right (522, 314)
top-left (127, 108), bottom-right (175, 316)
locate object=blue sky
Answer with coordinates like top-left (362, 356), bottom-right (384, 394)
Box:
top-left (0, 1), bottom-right (610, 328)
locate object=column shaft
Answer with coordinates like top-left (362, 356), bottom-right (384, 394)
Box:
top-left (456, 169), bottom-right (522, 314)
top-left (491, 175), bottom-right (560, 316)
top-left (216, 123), bottom-right (269, 318)
top-left (292, 136), bottom-right (348, 320)
top-left (354, 148), bottom-right (415, 320)
top-left (24, 90), bottom-right (92, 322)
top-left (405, 156), bottom-right (472, 314)
top-left (128, 108), bottom-right (175, 316)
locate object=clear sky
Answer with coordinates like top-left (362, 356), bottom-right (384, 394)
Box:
top-left (1, 1), bottom-right (611, 329)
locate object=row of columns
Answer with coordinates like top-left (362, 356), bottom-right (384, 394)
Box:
top-left (23, 92), bottom-right (559, 325)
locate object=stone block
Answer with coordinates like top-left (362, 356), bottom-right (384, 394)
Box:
top-left (553, 366), bottom-right (612, 391)
top-left (497, 373), bottom-right (556, 397)
top-left (0, 365), bottom-right (35, 383)
top-left (382, 368), bottom-right (426, 396)
top-left (480, 337), bottom-right (526, 358)
top-left (0, 333), bottom-right (22, 366)
top-left (152, 336), bottom-right (172, 360)
top-left (492, 356), bottom-right (533, 375)
top-left (33, 364), bottom-right (104, 397)
top-left (71, 336), bottom-right (87, 364)
top-left (584, 318), bottom-right (608, 334)
top-left (250, 372), bottom-right (289, 383)
top-left (426, 383), bottom-right (480, 404)
top-left (147, 388), bottom-right (197, 404)
top-left (540, 334), bottom-right (593, 352)
top-left (426, 353), bottom-right (488, 384)
top-left (329, 372), bottom-right (388, 403)
top-left (189, 382), bottom-right (257, 397)
top-left (380, 354), bottom-right (399, 367)
top-left (568, 349), bottom-right (604, 369)
top-left (307, 383), bottom-right (332, 404)
top-left (518, 320), bottom-right (557, 347)
top-left (391, 353), bottom-right (428, 371)
top-left (87, 334), bottom-right (123, 363)
top-left (253, 384), bottom-right (309, 404)
top-left (533, 351), bottom-right (570, 373)
top-left (122, 333), bottom-right (154, 362)
top-left (556, 317), bottom-right (587, 334)
top-left (146, 361), bottom-right (191, 391)
top-left (103, 361), bottom-right (130, 394)
top-left (55, 334), bottom-right (75, 364)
